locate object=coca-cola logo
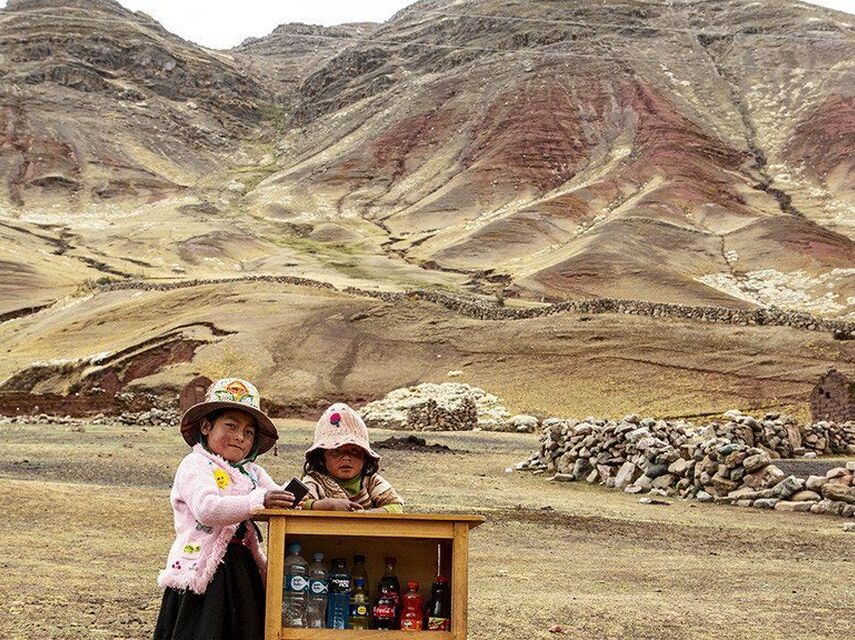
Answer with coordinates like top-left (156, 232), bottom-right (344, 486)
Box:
top-left (373, 604), bottom-right (396, 618)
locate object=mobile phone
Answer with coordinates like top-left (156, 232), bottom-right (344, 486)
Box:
top-left (283, 477), bottom-right (310, 508)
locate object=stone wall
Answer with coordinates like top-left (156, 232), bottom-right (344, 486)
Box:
top-left (518, 411), bottom-right (855, 518)
top-left (94, 276), bottom-right (855, 337)
top-left (810, 369), bottom-right (855, 423)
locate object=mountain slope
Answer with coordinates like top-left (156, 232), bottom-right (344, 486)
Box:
top-left (247, 0), bottom-right (855, 312)
top-left (0, 0), bottom-right (853, 318)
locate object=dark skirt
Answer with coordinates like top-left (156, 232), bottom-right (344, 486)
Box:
top-left (154, 542), bottom-right (266, 640)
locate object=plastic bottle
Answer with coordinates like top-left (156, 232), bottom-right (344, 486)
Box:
top-left (352, 554), bottom-right (369, 598)
top-left (305, 551), bottom-right (328, 628)
top-left (377, 555), bottom-right (401, 617)
top-left (326, 558), bottom-right (351, 629)
top-left (282, 542), bottom-right (309, 628)
top-left (348, 577), bottom-right (371, 630)
top-left (425, 575), bottom-right (451, 631)
top-left (400, 581), bottom-right (425, 631)
top-left (371, 581), bottom-right (399, 629)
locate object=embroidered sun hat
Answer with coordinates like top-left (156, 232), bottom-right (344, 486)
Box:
top-left (180, 377), bottom-right (279, 455)
top-left (306, 403), bottom-right (380, 461)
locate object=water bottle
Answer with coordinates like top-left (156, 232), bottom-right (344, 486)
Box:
top-left (282, 541), bottom-right (309, 627)
top-left (326, 558), bottom-right (351, 629)
top-left (306, 552), bottom-right (329, 628)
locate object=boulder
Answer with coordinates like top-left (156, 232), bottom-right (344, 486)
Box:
top-left (754, 498), bottom-right (780, 509)
top-left (805, 475), bottom-right (829, 491)
top-left (774, 501), bottom-right (814, 512)
top-left (821, 484), bottom-right (855, 504)
top-left (790, 490), bottom-right (821, 502)
top-left (652, 474), bottom-right (675, 490)
top-left (711, 474), bottom-right (739, 495)
top-left (743, 452), bottom-right (771, 473)
top-left (667, 458), bottom-right (692, 476)
top-left (766, 475), bottom-right (804, 500)
top-left (615, 462), bottom-right (642, 490)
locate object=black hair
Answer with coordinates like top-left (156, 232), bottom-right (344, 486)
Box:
top-left (199, 408), bottom-right (260, 458)
top-left (303, 447), bottom-right (379, 477)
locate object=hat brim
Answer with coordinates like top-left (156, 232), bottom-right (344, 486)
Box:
top-left (181, 401), bottom-right (278, 455)
top-left (305, 433), bottom-right (381, 462)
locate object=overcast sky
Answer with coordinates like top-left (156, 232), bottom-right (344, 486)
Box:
top-left (0, 0), bottom-right (851, 49)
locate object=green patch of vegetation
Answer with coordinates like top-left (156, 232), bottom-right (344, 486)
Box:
top-left (259, 105), bottom-right (291, 135)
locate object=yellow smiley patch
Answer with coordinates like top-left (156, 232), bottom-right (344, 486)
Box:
top-left (213, 469), bottom-right (230, 489)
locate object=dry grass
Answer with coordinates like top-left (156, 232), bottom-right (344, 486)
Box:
top-left (2, 283), bottom-right (853, 424)
top-left (1, 421), bottom-right (852, 640)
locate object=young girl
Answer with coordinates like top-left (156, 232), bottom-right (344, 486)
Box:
top-left (154, 377), bottom-right (299, 640)
top-left (302, 403), bottom-right (403, 512)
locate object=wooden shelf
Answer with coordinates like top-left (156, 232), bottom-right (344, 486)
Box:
top-left (281, 630), bottom-right (453, 640)
top-left (260, 512), bottom-right (481, 640)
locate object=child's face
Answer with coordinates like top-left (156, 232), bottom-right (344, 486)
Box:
top-left (200, 409), bottom-right (256, 462)
top-left (323, 444), bottom-right (366, 481)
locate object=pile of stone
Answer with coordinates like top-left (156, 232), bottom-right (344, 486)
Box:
top-left (359, 382), bottom-right (538, 432)
top-left (702, 411), bottom-right (808, 458)
top-left (519, 413), bottom-right (855, 518)
top-left (113, 407), bottom-right (179, 427)
top-left (802, 420), bottom-right (855, 455)
top-left (0, 407), bottom-right (178, 428)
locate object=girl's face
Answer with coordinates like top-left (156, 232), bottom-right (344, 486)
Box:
top-left (200, 409), bottom-right (256, 462)
top-left (323, 444), bottom-right (366, 481)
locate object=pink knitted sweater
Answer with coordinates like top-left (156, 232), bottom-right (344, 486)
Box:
top-left (157, 444), bottom-right (281, 594)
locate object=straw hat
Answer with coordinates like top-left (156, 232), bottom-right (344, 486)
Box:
top-left (180, 377), bottom-right (278, 455)
top-left (305, 403), bottom-right (380, 461)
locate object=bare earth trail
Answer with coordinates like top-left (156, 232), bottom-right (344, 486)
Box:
top-left (1, 421), bottom-right (852, 640)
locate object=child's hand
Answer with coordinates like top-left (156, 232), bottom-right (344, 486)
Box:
top-left (264, 490), bottom-right (297, 509)
top-left (313, 498), bottom-right (364, 512)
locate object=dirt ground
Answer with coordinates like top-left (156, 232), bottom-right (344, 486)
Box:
top-left (1, 420), bottom-right (853, 640)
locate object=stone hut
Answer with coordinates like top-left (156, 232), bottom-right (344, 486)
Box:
top-left (810, 369), bottom-right (855, 422)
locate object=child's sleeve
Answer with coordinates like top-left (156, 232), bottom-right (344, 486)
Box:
top-left (369, 474), bottom-right (404, 512)
top-left (177, 457), bottom-right (267, 527)
top-left (300, 474), bottom-right (323, 510)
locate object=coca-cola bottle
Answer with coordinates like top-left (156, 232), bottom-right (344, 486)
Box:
top-left (371, 582), bottom-right (399, 630)
top-left (425, 575), bottom-right (451, 631)
top-left (377, 557), bottom-right (400, 611)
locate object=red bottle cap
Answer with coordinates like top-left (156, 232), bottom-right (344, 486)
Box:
top-left (407, 581), bottom-right (419, 591)
top-left (435, 575), bottom-right (449, 584)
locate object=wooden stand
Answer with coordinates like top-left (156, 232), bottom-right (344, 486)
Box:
top-left (253, 511), bottom-right (484, 640)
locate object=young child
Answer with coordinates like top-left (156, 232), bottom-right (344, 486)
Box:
top-left (302, 403), bottom-right (403, 513)
top-left (154, 377), bottom-right (299, 640)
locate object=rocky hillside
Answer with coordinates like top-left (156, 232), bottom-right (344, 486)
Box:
top-left (0, 0), bottom-right (270, 209)
top-left (233, 22), bottom-right (379, 104)
top-left (249, 0), bottom-right (855, 313)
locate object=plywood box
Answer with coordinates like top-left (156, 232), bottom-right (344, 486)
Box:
top-left (253, 511), bottom-right (485, 640)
